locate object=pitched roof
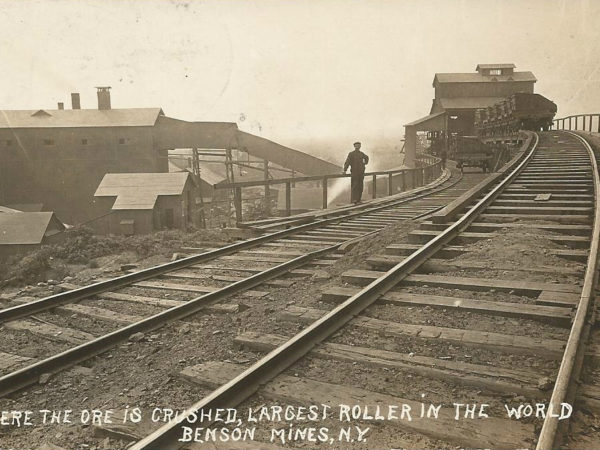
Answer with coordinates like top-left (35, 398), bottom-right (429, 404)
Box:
top-left (435, 97), bottom-right (505, 110)
top-left (0, 205), bottom-right (22, 213)
top-left (0, 212), bottom-right (64, 245)
top-left (0, 108), bottom-right (164, 129)
top-left (433, 71), bottom-right (536, 84)
top-left (94, 172), bottom-right (190, 210)
top-left (405, 111), bottom-right (446, 127)
top-left (476, 63), bottom-right (516, 70)
top-left (5, 203), bottom-right (44, 212)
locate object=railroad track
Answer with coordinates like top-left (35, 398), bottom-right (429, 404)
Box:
top-left (0, 161), bottom-right (492, 400)
top-left (131, 131), bottom-right (600, 449)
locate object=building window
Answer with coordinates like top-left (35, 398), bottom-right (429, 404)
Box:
top-left (119, 138), bottom-right (126, 145)
top-left (43, 139), bottom-right (55, 146)
top-left (81, 138), bottom-right (88, 145)
top-left (490, 69), bottom-right (502, 75)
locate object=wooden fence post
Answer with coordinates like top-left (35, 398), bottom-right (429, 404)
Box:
top-left (234, 187), bottom-right (242, 223)
top-left (285, 182), bottom-right (291, 216)
top-left (322, 177), bottom-right (328, 209)
top-left (372, 174), bottom-right (377, 199)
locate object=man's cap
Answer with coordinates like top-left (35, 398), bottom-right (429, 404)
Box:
top-left (353, 141), bottom-right (361, 145)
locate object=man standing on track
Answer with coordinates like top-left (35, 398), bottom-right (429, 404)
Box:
top-left (343, 141), bottom-right (369, 205)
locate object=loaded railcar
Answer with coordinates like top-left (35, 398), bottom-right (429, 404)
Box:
top-left (475, 93), bottom-right (557, 137)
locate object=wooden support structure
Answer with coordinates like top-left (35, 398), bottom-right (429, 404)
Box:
top-left (372, 174), bottom-right (377, 199)
top-left (233, 187), bottom-right (242, 223)
top-left (285, 182), bottom-right (291, 216)
top-left (217, 158), bottom-right (442, 222)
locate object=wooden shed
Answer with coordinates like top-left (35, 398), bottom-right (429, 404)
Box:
top-left (0, 211), bottom-right (66, 257)
top-left (93, 172), bottom-right (199, 235)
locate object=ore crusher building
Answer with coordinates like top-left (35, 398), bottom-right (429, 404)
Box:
top-left (403, 63), bottom-right (537, 166)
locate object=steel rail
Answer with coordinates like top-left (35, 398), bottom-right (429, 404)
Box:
top-left (0, 169), bottom-right (459, 396)
top-left (131, 132), bottom-right (539, 450)
top-left (536, 131), bottom-right (600, 450)
top-left (0, 170), bottom-right (452, 323)
top-left (0, 245), bottom-right (335, 396)
top-left (240, 168), bottom-right (454, 229)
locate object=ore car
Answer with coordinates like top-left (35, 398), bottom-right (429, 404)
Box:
top-left (475, 93), bottom-right (557, 137)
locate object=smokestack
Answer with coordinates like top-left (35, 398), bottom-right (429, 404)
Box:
top-left (57, 102), bottom-right (64, 110)
top-left (96, 86), bottom-right (111, 110)
top-left (71, 93), bottom-right (81, 110)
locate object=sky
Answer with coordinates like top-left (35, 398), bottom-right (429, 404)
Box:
top-left (0, 0), bottom-right (599, 159)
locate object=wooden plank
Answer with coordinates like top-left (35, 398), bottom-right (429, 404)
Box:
top-left (0, 351), bottom-right (33, 371)
top-left (464, 222), bottom-right (591, 236)
top-left (279, 306), bottom-right (565, 358)
top-left (275, 239), bottom-right (336, 246)
top-left (98, 291), bottom-right (242, 314)
top-left (368, 255), bottom-right (584, 276)
top-left (411, 228), bottom-right (590, 249)
top-left (281, 235), bottom-right (343, 244)
top-left (578, 384), bottom-right (600, 415)
top-left (221, 255), bottom-right (289, 263)
top-left (7, 295), bottom-right (146, 328)
top-left (385, 244), bottom-right (465, 258)
top-left (303, 230), bottom-right (363, 238)
top-left (477, 213), bottom-right (591, 225)
top-left (536, 291), bottom-right (581, 307)
top-left (321, 287), bottom-right (573, 326)
top-left (408, 230), bottom-right (492, 245)
top-left (209, 275), bottom-right (295, 287)
top-left (54, 304), bottom-right (143, 325)
top-left (179, 361), bottom-right (535, 449)
top-left (5, 319), bottom-right (96, 344)
top-left (341, 271), bottom-right (582, 295)
top-left (133, 281), bottom-right (267, 298)
top-left (485, 206), bottom-right (592, 216)
top-left (235, 331), bottom-right (545, 397)
top-left (98, 291), bottom-right (184, 308)
top-left (240, 250), bottom-right (343, 258)
top-left (161, 270), bottom-right (295, 287)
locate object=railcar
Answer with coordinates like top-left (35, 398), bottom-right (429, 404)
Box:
top-left (475, 93), bottom-right (557, 137)
top-left (453, 136), bottom-right (494, 173)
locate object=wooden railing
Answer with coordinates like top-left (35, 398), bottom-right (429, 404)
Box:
top-left (214, 155), bottom-right (443, 222)
top-left (552, 114), bottom-right (600, 132)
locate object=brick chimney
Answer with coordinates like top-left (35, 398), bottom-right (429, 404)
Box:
top-left (71, 93), bottom-right (81, 109)
top-left (96, 86), bottom-right (111, 110)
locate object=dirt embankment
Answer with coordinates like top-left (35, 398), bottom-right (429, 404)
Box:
top-left (0, 227), bottom-right (234, 288)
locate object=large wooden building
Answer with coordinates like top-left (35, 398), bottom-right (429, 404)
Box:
top-left (0, 88), bottom-right (340, 226)
top-left (404, 63), bottom-right (537, 166)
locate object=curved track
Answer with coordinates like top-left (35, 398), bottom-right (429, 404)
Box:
top-left (132, 131), bottom-right (599, 449)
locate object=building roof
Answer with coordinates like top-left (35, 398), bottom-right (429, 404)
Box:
top-left (404, 111), bottom-right (446, 127)
top-left (476, 63), bottom-right (516, 70)
top-left (0, 205), bottom-right (22, 213)
top-left (0, 212), bottom-right (64, 245)
top-left (0, 108), bottom-right (164, 129)
top-left (436, 97), bottom-right (505, 110)
top-left (94, 172), bottom-right (190, 210)
top-left (5, 203), bottom-right (44, 212)
top-left (433, 71), bottom-right (536, 84)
